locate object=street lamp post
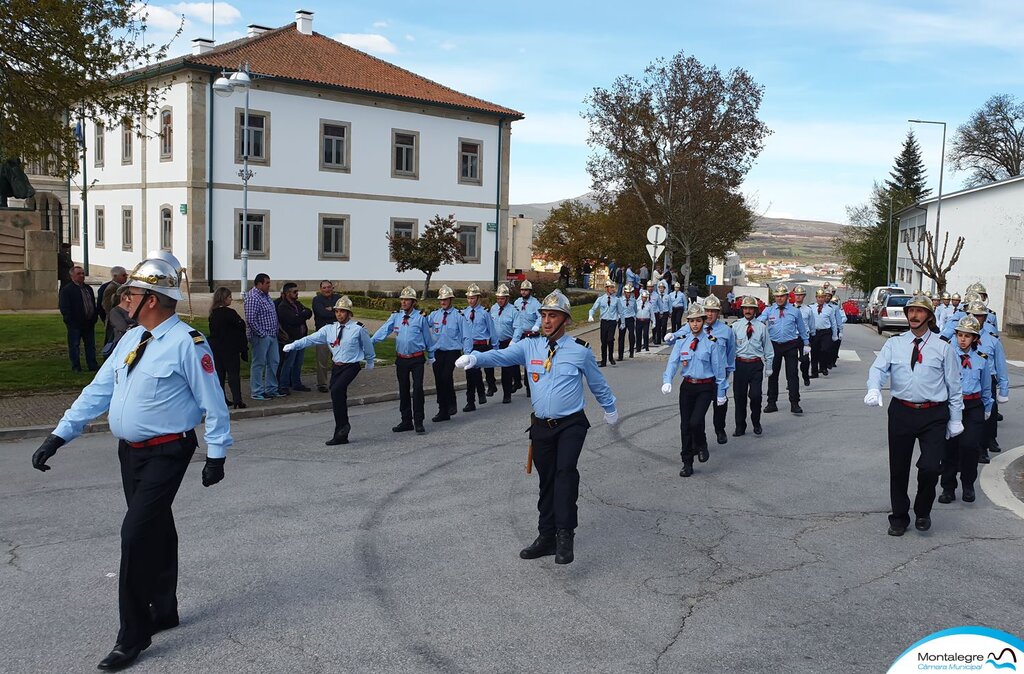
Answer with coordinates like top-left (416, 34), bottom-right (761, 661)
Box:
top-left (214, 64), bottom-right (253, 293)
top-left (887, 194), bottom-right (893, 286)
top-left (908, 119), bottom-right (946, 293)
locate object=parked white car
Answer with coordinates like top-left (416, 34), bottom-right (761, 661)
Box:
top-left (867, 284), bottom-right (906, 325)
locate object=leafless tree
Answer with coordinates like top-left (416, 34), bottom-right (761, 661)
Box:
top-left (906, 231), bottom-right (965, 292)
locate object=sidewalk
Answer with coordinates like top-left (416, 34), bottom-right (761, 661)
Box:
top-left (0, 322), bottom-right (602, 440)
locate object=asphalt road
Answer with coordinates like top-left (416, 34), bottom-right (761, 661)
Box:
top-left (2, 323), bottom-right (1023, 673)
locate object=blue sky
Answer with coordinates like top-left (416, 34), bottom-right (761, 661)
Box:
top-left (139, 0), bottom-right (1024, 223)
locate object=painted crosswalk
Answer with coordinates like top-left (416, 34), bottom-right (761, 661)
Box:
top-left (1009, 360), bottom-right (1024, 368)
top-left (838, 349), bottom-right (862, 362)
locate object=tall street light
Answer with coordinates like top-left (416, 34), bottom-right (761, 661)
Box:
top-left (214, 64), bottom-right (253, 293)
top-left (908, 118), bottom-right (946, 293)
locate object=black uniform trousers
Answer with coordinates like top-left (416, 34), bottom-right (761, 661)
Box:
top-left (887, 400), bottom-right (948, 528)
top-left (830, 334), bottom-right (843, 368)
top-left (636, 319), bottom-right (651, 351)
top-left (713, 376), bottom-right (730, 434)
top-left (496, 339), bottom-right (515, 397)
top-left (530, 411), bottom-right (590, 535)
top-left (983, 376), bottom-right (999, 450)
top-left (654, 313), bottom-right (668, 344)
top-left (599, 319), bottom-right (617, 364)
top-left (941, 399), bottom-right (984, 492)
top-left (432, 349), bottom-right (460, 415)
top-left (733, 360), bottom-right (763, 431)
top-left (810, 329), bottom-right (832, 375)
top-left (679, 381), bottom-right (715, 464)
top-left (466, 343), bottom-right (492, 402)
top-left (212, 346), bottom-right (242, 404)
top-left (767, 339), bottom-right (801, 404)
top-left (396, 355), bottom-right (426, 423)
top-left (116, 431), bottom-right (196, 648)
top-left (671, 306), bottom-right (684, 333)
top-left (617, 317), bottom-right (635, 359)
top-left (329, 363), bottom-right (360, 433)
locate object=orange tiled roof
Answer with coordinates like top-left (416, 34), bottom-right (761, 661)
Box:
top-left (172, 25), bottom-right (522, 119)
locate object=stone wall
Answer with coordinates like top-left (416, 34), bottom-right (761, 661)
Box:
top-left (1003, 274), bottom-right (1023, 337)
top-left (0, 210), bottom-right (58, 310)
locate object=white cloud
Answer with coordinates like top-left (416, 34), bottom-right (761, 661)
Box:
top-left (167, 2), bottom-right (241, 25)
top-left (439, 41), bottom-right (456, 51)
top-left (373, 20), bottom-right (389, 28)
top-left (132, 2), bottom-right (186, 31)
top-left (405, 34), bottom-right (415, 42)
top-left (334, 33), bottom-right (398, 55)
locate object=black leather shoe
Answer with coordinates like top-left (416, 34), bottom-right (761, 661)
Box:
top-left (733, 428), bottom-right (745, 437)
top-left (764, 403), bottom-right (778, 413)
top-left (679, 463), bottom-right (693, 477)
top-left (752, 423), bottom-right (762, 435)
top-left (697, 446), bottom-right (710, 463)
top-left (978, 453), bottom-right (991, 464)
top-left (414, 424), bottom-right (426, 435)
top-left (914, 517), bottom-right (931, 531)
top-left (148, 605), bottom-right (178, 635)
top-left (887, 524), bottom-right (906, 537)
top-left (448, 406), bottom-right (458, 416)
top-left (821, 369), bottom-right (829, 377)
top-left (486, 386), bottom-right (498, 396)
top-left (519, 535), bottom-right (556, 559)
top-left (234, 401), bottom-right (247, 410)
top-left (598, 362), bottom-right (606, 367)
top-left (555, 529), bottom-right (574, 565)
top-left (962, 487), bottom-right (976, 502)
top-left (990, 440), bottom-right (1001, 452)
top-left (716, 431), bottom-right (728, 444)
top-left (937, 490), bottom-right (955, 504)
top-left (610, 358), bottom-right (616, 366)
top-left (317, 385), bottom-right (329, 393)
top-left (502, 395), bottom-right (511, 404)
top-left (478, 395), bottom-right (487, 405)
top-left (790, 403), bottom-right (803, 415)
top-left (325, 424), bottom-right (350, 446)
top-left (97, 639), bottom-right (150, 670)
top-left (810, 373), bottom-right (819, 379)
top-left (392, 421), bottom-right (414, 433)
top-left (432, 413), bottom-right (450, 422)
top-left (463, 403), bottom-right (476, 412)
top-left (803, 378), bottom-right (811, 386)
top-left (996, 412), bottom-right (1004, 421)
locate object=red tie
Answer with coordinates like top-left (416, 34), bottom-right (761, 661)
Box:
top-left (690, 337), bottom-right (699, 351)
top-left (779, 307), bottom-right (784, 317)
top-left (402, 314), bottom-right (409, 326)
top-left (746, 321), bottom-right (753, 339)
top-left (911, 337), bottom-right (922, 369)
top-left (960, 353), bottom-right (971, 369)
top-left (470, 308), bottom-right (475, 321)
top-left (332, 323), bottom-right (344, 347)
top-left (706, 326), bottom-right (712, 335)
top-left (817, 305), bottom-right (822, 314)
top-left (498, 306), bottom-right (504, 316)
top-left (442, 311), bottom-right (448, 326)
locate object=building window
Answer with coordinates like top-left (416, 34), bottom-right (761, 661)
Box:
top-left (121, 120), bottom-right (133, 164)
top-left (458, 138), bottom-right (482, 185)
top-left (160, 206), bottom-right (173, 250)
top-left (391, 129), bottom-right (419, 179)
top-left (236, 109), bottom-right (270, 165)
top-left (94, 123), bottom-right (104, 167)
top-left (70, 207), bottom-right (80, 245)
top-left (458, 222), bottom-right (481, 263)
top-left (121, 207), bottom-right (133, 251)
top-left (95, 207), bottom-right (105, 248)
top-left (234, 209), bottom-right (269, 259)
top-left (917, 225), bottom-right (926, 242)
top-left (159, 108), bottom-right (173, 160)
top-left (318, 214), bottom-right (350, 261)
top-left (389, 218), bottom-right (417, 261)
top-left (320, 120), bottom-right (351, 172)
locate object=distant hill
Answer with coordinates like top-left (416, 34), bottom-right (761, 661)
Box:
top-left (509, 195), bottom-right (845, 263)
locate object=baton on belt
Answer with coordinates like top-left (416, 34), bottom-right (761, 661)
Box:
top-left (526, 442), bottom-right (533, 474)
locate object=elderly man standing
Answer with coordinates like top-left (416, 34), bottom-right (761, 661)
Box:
top-left (58, 265), bottom-right (99, 372)
top-left (311, 280), bottom-right (341, 392)
top-left (244, 273), bottom-right (281, 401)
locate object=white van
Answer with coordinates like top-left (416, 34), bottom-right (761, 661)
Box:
top-left (867, 285), bottom-right (906, 325)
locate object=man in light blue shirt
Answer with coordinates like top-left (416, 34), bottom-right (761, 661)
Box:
top-left (964, 301), bottom-right (1010, 460)
top-left (490, 283), bottom-right (520, 403)
top-left (810, 287), bottom-right (840, 379)
top-left (865, 293), bottom-right (963, 536)
top-left (758, 284), bottom-right (810, 415)
top-left (588, 279), bottom-right (626, 366)
top-left (285, 296), bottom-right (374, 445)
top-left (653, 280), bottom-right (671, 345)
top-left (426, 285), bottom-right (465, 422)
top-left (668, 282), bottom-right (688, 332)
top-left (32, 252), bottom-right (230, 670)
top-left (792, 286), bottom-right (815, 386)
top-left (462, 284), bottom-right (498, 411)
top-left (512, 280), bottom-right (542, 395)
top-left (618, 283), bottom-right (638, 360)
top-left (731, 296), bottom-right (773, 436)
top-left (372, 286), bottom-right (436, 434)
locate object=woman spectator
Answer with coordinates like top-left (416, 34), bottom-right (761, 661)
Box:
top-left (209, 286), bottom-right (248, 409)
top-left (102, 286), bottom-right (136, 357)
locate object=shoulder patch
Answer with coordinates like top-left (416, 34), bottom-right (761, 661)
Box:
top-left (188, 329), bottom-right (205, 345)
top-left (574, 337), bottom-right (590, 348)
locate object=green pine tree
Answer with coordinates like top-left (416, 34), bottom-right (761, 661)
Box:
top-left (885, 131), bottom-right (931, 200)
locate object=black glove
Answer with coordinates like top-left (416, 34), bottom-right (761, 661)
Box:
top-left (32, 434), bottom-right (65, 472)
top-left (202, 457), bottom-right (225, 487)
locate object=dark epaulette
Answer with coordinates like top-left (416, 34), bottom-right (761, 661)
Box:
top-left (188, 329), bottom-right (205, 345)
top-left (574, 337), bottom-right (590, 348)
top-left (457, 309), bottom-right (464, 315)
top-left (940, 336), bottom-right (951, 343)
top-left (978, 351), bottom-right (989, 359)
top-left (991, 332), bottom-right (1000, 339)
top-left (356, 321), bottom-right (364, 327)
top-left (707, 334), bottom-right (717, 342)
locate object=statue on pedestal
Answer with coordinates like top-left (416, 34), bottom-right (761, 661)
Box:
top-left (0, 158), bottom-right (37, 207)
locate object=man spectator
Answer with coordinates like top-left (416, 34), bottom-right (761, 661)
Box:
top-left (276, 282), bottom-right (313, 394)
top-left (652, 266), bottom-right (663, 287)
top-left (726, 290), bottom-right (736, 317)
top-left (96, 268), bottom-right (120, 324)
top-left (581, 260), bottom-right (593, 289)
top-left (639, 264), bottom-right (650, 288)
top-left (687, 282), bottom-right (699, 302)
top-left (662, 267), bottom-right (673, 288)
top-left (311, 280), bottom-right (341, 392)
top-left (57, 243), bottom-right (74, 289)
top-left (607, 259), bottom-right (618, 285)
top-left (613, 263), bottom-right (626, 295)
top-left (558, 264), bottom-right (570, 289)
top-left (244, 273), bottom-right (281, 400)
top-left (58, 265), bottom-right (98, 372)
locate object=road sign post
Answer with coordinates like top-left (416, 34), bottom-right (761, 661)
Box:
top-left (706, 274), bottom-right (717, 286)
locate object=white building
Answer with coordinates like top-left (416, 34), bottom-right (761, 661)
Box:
top-left (64, 10), bottom-right (523, 291)
top-left (709, 251), bottom-right (746, 286)
top-left (895, 174), bottom-right (1024, 320)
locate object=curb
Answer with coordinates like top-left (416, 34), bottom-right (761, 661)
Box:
top-left (978, 443), bottom-right (1024, 521)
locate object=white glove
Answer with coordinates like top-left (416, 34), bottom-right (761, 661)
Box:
top-left (985, 410), bottom-right (991, 420)
top-left (945, 420), bottom-right (964, 440)
top-left (428, 357), bottom-right (435, 365)
top-left (604, 409), bottom-right (619, 426)
top-left (282, 342), bottom-right (295, 353)
top-left (864, 389), bottom-right (882, 407)
top-left (838, 331), bottom-right (843, 339)
top-left (455, 354), bottom-right (477, 369)
top-left (588, 316), bottom-right (595, 323)
top-left (664, 333), bottom-right (677, 343)
top-left (661, 382), bottom-right (672, 395)
top-left (997, 394), bottom-right (1009, 404)
top-left (802, 345), bottom-right (811, 357)
top-left (716, 396), bottom-right (727, 406)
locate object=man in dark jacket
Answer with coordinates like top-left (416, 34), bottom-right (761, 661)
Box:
top-left (58, 265), bottom-right (98, 371)
top-left (311, 281), bottom-right (341, 392)
top-left (276, 283), bottom-right (313, 393)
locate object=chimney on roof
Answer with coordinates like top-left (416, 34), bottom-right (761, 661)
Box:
top-left (247, 24), bottom-right (272, 37)
top-left (191, 37), bottom-right (214, 55)
top-left (295, 9), bottom-right (313, 35)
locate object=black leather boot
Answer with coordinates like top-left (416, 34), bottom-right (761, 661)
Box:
top-left (519, 535), bottom-right (556, 559)
top-left (325, 424), bottom-right (350, 446)
top-left (555, 529), bottom-right (575, 565)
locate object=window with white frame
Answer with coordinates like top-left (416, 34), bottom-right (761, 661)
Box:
top-left (320, 121), bottom-right (351, 171)
top-left (94, 123), bottom-right (104, 167)
top-left (458, 139), bottom-right (482, 184)
top-left (121, 121), bottom-right (133, 164)
top-left (70, 207), bottom-right (80, 245)
top-left (159, 109), bottom-right (173, 160)
top-left (160, 207), bottom-right (173, 250)
top-left (121, 207), bottom-right (133, 250)
top-left (457, 222), bottom-right (480, 263)
top-left (389, 218), bottom-right (417, 261)
top-left (392, 129), bottom-right (418, 178)
top-left (235, 210), bottom-right (269, 258)
top-left (95, 207), bottom-right (105, 247)
top-left (236, 110), bottom-right (269, 164)
top-left (319, 214), bottom-right (350, 260)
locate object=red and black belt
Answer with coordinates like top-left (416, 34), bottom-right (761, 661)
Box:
top-left (895, 399), bottom-right (946, 409)
top-left (737, 357), bottom-right (762, 363)
top-left (125, 431), bottom-right (190, 449)
top-left (473, 340), bottom-right (491, 346)
top-left (683, 377), bottom-right (715, 384)
top-left (397, 351), bottom-right (425, 359)
top-left (963, 392), bottom-right (982, 401)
